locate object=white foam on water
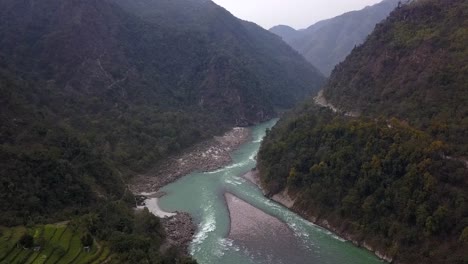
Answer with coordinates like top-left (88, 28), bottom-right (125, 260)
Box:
top-left (139, 191), bottom-right (157, 196)
top-left (249, 151), bottom-right (258, 161)
top-left (323, 230), bottom-right (346, 242)
top-left (206, 168), bottom-right (225, 174)
top-left (206, 158), bottom-right (252, 175)
top-left (225, 176), bottom-right (245, 186)
top-left (249, 190), bottom-right (348, 245)
top-left (224, 160), bottom-right (247, 170)
top-left (191, 211), bottom-right (216, 254)
top-left (191, 193), bottom-right (217, 255)
top-left (214, 238), bottom-right (241, 257)
top-left (252, 135), bottom-right (264, 143)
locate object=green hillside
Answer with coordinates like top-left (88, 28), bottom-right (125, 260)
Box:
top-left (258, 0), bottom-right (468, 263)
top-left (259, 105), bottom-right (467, 263)
top-left (323, 0), bottom-right (468, 155)
top-left (0, 224), bottom-right (110, 264)
top-left (0, 0), bottom-right (325, 262)
top-left (0, 0), bottom-right (323, 224)
top-left (1, 204), bottom-right (195, 264)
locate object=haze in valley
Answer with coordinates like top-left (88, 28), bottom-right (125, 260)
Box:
top-left (212, 0), bottom-right (382, 28)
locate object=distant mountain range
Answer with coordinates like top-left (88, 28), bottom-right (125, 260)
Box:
top-left (270, 0), bottom-right (400, 75)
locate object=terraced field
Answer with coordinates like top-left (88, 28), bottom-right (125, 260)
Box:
top-left (0, 224), bottom-right (110, 264)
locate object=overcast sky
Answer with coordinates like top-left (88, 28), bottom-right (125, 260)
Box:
top-left (211, 0), bottom-right (383, 29)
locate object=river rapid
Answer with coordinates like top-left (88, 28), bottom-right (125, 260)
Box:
top-left (158, 119), bottom-right (384, 264)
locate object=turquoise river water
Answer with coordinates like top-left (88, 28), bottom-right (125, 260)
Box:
top-left (159, 119), bottom-right (384, 264)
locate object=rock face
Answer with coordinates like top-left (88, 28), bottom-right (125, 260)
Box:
top-left (270, 0), bottom-right (399, 75)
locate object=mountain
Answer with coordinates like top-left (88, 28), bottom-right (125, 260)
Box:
top-left (270, 0), bottom-right (399, 75)
top-left (259, 0), bottom-right (468, 263)
top-left (0, 0), bottom-right (324, 213)
top-left (269, 25), bottom-right (302, 43)
top-left (323, 0), bottom-right (468, 155)
top-left (0, 0), bottom-right (324, 261)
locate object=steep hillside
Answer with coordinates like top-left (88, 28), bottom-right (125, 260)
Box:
top-left (0, 0), bottom-right (323, 220)
top-left (259, 0), bottom-right (468, 263)
top-left (270, 0), bottom-right (399, 75)
top-left (0, 0), bottom-right (324, 261)
top-left (324, 0), bottom-right (468, 155)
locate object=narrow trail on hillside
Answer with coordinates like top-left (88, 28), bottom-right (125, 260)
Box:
top-left (313, 90), bottom-right (360, 117)
top-left (314, 91), bottom-right (468, 169)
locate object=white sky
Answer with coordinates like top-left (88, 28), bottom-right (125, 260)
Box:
top-left (212, 0), bottom-right (383, 29)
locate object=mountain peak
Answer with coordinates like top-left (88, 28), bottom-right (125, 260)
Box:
top-left (269, 0), bottom-right (400, 75)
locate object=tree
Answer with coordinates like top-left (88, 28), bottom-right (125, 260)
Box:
top-left (81, 233), bottom-right (94, 247)
top-left (459, 227), bottom-right (468, 244)
top-left (19, 234), bottom-right (34, 248)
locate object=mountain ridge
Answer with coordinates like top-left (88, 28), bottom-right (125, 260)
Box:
top-left (259, 0), bottom-right (468, 263)
top-left (269, 0), bottom-right (400, 75)
top-left (0, 0), bottom-right (324, 260)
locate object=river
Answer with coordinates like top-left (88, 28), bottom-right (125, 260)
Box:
top-left (158, 119), bottom-right (383, 264)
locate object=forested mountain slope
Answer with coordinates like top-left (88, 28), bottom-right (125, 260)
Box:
top-left (270, 0), bottom-right (399, 75)
top-left (259, 0), bottom-right (468, 263)
top-left (323, 0), bottom-right (468, 155)
top-left (0, 0), bottom-right (323, 219)
top-left (0, 0), bottom-right (324, 261)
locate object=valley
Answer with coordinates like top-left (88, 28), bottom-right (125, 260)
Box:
top-left (0, 0), bottom-right (466, 263)
top-left (147, 120), bottom-right (384, 264)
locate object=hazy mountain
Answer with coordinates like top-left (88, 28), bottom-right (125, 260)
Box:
top-left (259, 0), bottom-right (468, 263)
top-left (269, 25), bottom-right (303, 43)
top-left (0, 0), bottom-right (324, 260)
top-left (270, 0), bottom-right (400, 75)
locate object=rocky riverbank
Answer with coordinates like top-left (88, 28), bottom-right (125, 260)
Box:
top-left (225, 193), bottom-right (294, 241)
top-left (131, 126), bottom-right (251, 255)
top-left (131, 127), bottom-right (251, 193)
top-left (243, 169), bottom-right (393, 263)
top-left (160, 212), bottom-right (197, 256)
top-left (223, 193), bottom-right (308, 262)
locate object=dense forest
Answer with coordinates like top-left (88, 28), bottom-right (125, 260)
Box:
top-left (259, 0), bottom-right (468, 263)
top-left (323, 0), bottom-right (468, 154)
top-left (0, 69), bottom-right (198, 261)
top-left (0, 0), bottom-right (323, 222)
top-left (259, 105), bottom-right (467, 263)
top-left (0, 0), bottom-right (324, 262)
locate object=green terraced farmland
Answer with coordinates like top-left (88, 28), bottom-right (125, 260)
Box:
top-left (0, 227), bottom-right (27, 262)
top-left (0, 224), bottom-right (109, 264)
